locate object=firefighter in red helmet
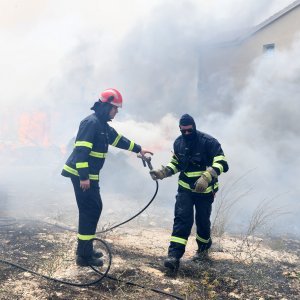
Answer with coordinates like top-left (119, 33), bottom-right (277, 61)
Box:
top-left (99, 88), bottom-right (123, 107)
top-left (62, 88), bottom-right (153, 267)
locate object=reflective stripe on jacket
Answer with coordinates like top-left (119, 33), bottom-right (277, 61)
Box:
top-left (167, 131), bottom-right (228, 194)
top-left (61, 113), bottom-right (141, 181)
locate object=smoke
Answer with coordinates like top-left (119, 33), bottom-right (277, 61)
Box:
top-left (201, 37), bottom-right (300, 235)
top-left (0, 0), bottom-right (299, 236)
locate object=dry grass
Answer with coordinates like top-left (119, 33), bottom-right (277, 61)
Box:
top-left (0, 220), bottom-right (299, 299)
top-left (0, 181), bottom-right (299, 300)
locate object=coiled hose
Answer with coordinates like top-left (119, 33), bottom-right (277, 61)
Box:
top-left (0, 180), bottom-right (184, 299)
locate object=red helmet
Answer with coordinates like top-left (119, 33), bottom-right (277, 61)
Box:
top-left (99, 88), bottom-right (123, 108)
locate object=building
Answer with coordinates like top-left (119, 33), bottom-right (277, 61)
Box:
top-left (198, 0), bottom-right (300, 112)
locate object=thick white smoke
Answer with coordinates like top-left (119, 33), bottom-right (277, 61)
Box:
top-left (200, 36), bottom-right (300, 236)
top-left (0, 0), bottom-right (299, 236)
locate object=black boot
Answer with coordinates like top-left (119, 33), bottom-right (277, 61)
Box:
top-left (93, 250), bottom-right (103, 258)
top-left (76, 255), bottom-right (104, 267)
top-left (164, 256), bottom-right (180, 271)
top-left (76, 239), bottom-right (103, 258)
top-left (192, 250), bottom-right (209, 262)
top-left (76, 239), bottom-right (103, 267)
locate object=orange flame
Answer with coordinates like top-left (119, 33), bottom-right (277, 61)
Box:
top-left (18, 111), bottom-right (50, 147)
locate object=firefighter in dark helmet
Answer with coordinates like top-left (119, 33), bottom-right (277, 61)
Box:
top-left (150, 114), bottom-right (228, 271)
top-left (62, 88), bottom-right (153, 267)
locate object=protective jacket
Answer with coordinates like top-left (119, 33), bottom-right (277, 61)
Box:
top-left (166, 130), bottom-right (228, 194)
top-left (61, 113), bottom-right (141, 181)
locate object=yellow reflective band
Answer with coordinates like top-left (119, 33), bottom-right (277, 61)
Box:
top-left (63, 164), bottom-right (79, 176)
top-left (90, 151), bottom-right (107, 158)
top-left (112, 134), bottom-right (122, 146)
top-left (167, 163), bottom-right (178, 173)
top-left (75, 141), bottom-right (93, 148)
top-left (212, 162), bottom-right (224, 173)
top-left (197, 183), bottom-right (219, 194)
top-left (128, 141), bottom-right (134, 151)
top-left (63, 165), bottom-right (99, 180)
top-left (196, 234), bottom-right (211, 243)
top-left (178, 180), bottom-right (219, 193)
top-left (170, 158), bottom-right (178, 164)
top-left (184, 171), bottom-right (204, 177)
top-left (170, 236), bottom-right (187, 245)
top-left (76, 162), bottom-right (89, 168)
top-left (178, 180), bottom-right (191, 190)
top-left (201, 183), bottom-right (219, 193)
top-left (89, 174), bottom-right (99, 180)
top-left (213, 155), bottom-right (226, 163)
top-left (77, 234), bottom-right (96, 240)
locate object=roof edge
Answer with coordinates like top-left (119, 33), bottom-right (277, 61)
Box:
top-left (236, 0), bottom-right (300, 44)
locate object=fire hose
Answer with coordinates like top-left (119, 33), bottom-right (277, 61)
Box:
top-left (0, 155), bottom-right (184, 300)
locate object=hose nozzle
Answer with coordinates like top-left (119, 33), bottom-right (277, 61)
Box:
top-left (137, 154), bottom-right (153, 170)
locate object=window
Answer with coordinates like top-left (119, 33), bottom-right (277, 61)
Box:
top-left (263, 43), bottom-right (275, 54)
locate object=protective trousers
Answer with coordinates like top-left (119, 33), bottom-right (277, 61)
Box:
top-left (71, 177), bottom-right (102, 257)
top-left (168, 192), bottom-right (213, 259)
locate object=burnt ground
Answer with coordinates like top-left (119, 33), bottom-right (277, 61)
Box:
top-left (0, 218), bottom-right (299, 300)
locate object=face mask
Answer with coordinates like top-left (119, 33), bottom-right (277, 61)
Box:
top-left (181, 129), bottom-right (196, 141)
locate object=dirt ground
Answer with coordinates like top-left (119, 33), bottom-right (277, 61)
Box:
top-left (0, 218), bottom-right (299, 300)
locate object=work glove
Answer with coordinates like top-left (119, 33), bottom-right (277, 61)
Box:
top-left (150, 166), bottom-right (172, 180)
top-left (194, 167), bottom-right (217, 193)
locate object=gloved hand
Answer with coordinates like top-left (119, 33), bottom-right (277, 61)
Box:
top-left (150, 166), bottom-right (172, 180)
top-left (194, 167), bottom-right (217, 192)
